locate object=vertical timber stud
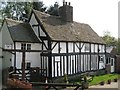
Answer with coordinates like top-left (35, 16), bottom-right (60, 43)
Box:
top-left (22, 51), bottom-right (25, 81)
top-left (104, 44), bottom-right (107, 66)
top-left (79, 42), bottom-right (81, 72)
top-left (14, 42), bottom-right (16, 73)
top-left (48, 40), bottom-right (52, 78)
top-left (98, 44), bottom-right (100, 69)
top-left (90, 43), bottom-right (91, 71)
top-left (66, 42), bottom-right (68, 75)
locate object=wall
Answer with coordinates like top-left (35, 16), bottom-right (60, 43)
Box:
top-left (51, 41), bottom-right (106, 77)
top-left (13, 42), bottom-right (42, 69)
top-left (0, 25), bottom-right (2, 89)
top-left (115, 55), bottom-right (120, 73)
top-left (29, 13), bottom-right (49, 76)
top-left (2, 21), bottom-right (13, 69)
top-left (1, 21), bottom-right (13, 85)
top-left (29, 13), bottom-right (46, 38)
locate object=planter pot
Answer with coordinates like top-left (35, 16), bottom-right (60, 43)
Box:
top-left (107, 79), bottom-right (111, 84)
top-left (100, 81), bottom-right (105, 85)
top-left (114, 78), bottom-right (118, 82)
top-left (82, 82), bottom-right (89, 89)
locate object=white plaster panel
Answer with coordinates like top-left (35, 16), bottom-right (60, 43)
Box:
top-left (68, 43), bottom-right (73, 53)
top-left (94, 44), bottom-right (98, 52)
top-left (75, 43), bottom-right (79, 52)
top-left (60, 42), bottom-right (66, 53)
top-left (81, 43), bottom-right (85, 52)
top-left (52, 42), bottom-right (58, 53)
top-left (91, 44), bottom-right (94, 52)
top-left (39, 26), bottom-right (46, 37)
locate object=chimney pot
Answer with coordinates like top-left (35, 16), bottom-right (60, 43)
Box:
top-left (66, 2), bottom-right (67, 5)
top-left (69, 2), bottom-right (70, 5)
top-left (63, 2), bottom-right (65, 6)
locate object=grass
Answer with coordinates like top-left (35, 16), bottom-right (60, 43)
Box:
top-left (72, 73), bottom-right (119, 86)
top-left (89, 74), bottom-right (119, 86)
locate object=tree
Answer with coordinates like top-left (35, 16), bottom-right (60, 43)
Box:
top-left (1, 1), bottom-right (47, 21)
top-left (33, 0), bottom-right (46, 12)
top-left (117, 38), bottom-right (120, 54)
top-left (2, 2), bottom-right (27, 20)
top-left (102, 31), bottom-right (117, 47)
top-left (47, 2), bottom-right (59, 16)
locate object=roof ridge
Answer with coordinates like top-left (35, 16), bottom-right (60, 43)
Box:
top-left (5, 18), bottom-right (24, 23)
top-left (33, 9), bottom-right (50, 16)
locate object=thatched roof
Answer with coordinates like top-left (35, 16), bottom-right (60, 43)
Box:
top-left (33, 10), bottom-right (105, 44)
top-left (5, 18), bottom-right (40, 43)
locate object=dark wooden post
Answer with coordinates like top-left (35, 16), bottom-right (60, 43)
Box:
top-left (66, 42), bottom-right (68, 75)
top-left (48, 40), bottom-right (52, 79)
top-left (13, 42), bottom-right (16, 73)
top-left (22, 51), bottom-right (25, 81)
top-left (89, 43), bottom-right (91, 70)
top-left (98, 44), bottom-right (100, 69)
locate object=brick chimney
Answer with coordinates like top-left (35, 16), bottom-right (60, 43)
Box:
top-left (59, 2), bottom-right (73, 22)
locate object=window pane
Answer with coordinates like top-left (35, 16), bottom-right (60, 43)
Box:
top-left (27, 44), bottom-right (31, 50)
top-left (21, 43), bottom-right (26, 50)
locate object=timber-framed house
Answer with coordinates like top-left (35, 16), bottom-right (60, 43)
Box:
top-left (28, 2), bottom-right (106, 78)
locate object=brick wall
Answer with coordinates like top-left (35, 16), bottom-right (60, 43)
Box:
top-left (115, 55), bottom-right (120, 73)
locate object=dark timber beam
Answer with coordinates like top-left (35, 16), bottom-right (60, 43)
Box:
top-left (3, 49), bottom-right (50, 52)
top-left (32, 24), bottom-right (39, 27)
top-left (48, 40), bottom-right (52, 79)
top-left (22, 52), bottom-right (25, 81)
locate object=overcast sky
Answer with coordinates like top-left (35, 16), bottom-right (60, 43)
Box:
top-left (42, 0), bottom-right (119, 38)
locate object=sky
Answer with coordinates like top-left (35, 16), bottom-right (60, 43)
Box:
top-left (42, 0), bottom-right (119, 38)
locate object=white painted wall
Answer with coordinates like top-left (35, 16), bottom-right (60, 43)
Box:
top-left (52, 41), bottom-right (106, 77)
top-left (29, 14), bottom-right (39, 37)
top-left (68, 43), bottom-right (73, 53)
top-left (13, 42), bottom-right (42, 69)
top-left (1, 21), bottom-right (13, 86)
top-left (75, 43), bottom-right (79, 52)
top-left (52, 42), bottom-right (58, 53)
top-left (29, 13), bottom-right (46, 37)
top-left (60, 42), bottom-right (66, 53)
top-left (2, 21), bottom-right (13, 69)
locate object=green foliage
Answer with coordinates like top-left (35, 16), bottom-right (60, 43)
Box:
top-left (47, 2), bottom-right (59, 16)
top-left (0, 1), bottom-right (46, 21)
top-left (1, 1), bottom-right (33, 21)
top-left (102, 31), bottom-right (117, 47)
top-left (33, 1), bottom-right (46, 12)
top-left (83, 74), bottom-right (87, 82)
top-left (64, 73), bottom-right (69, 83)
top-left (89, 74), bottom-right (118, 86)
top-left (0, 1), bottom-right (60, 21)
top-left (117, 38), bottom-right (120, 54)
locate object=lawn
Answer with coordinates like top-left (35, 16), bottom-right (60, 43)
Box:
top-left (89, 74), bottom-right (119, 86)
top-left (72, 73), bottom-right (119, 86)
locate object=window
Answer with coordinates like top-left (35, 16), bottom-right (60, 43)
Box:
top-left (21, 43), bottom-right (31, 50)
top-left (111, 58), bottom-right (114, 66)
top-left (21, 43), bottom-right (26, 50)
top-left (26, 62), bottom-right (31, 69)
top-left (99, 56), bottom-right (104, 62)
top-left (5, 44), bottom-right (12, 49)
top-left (27, 44), bottom-right (31, 50)
top-left (100, 57), bottom-right (104, 62)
